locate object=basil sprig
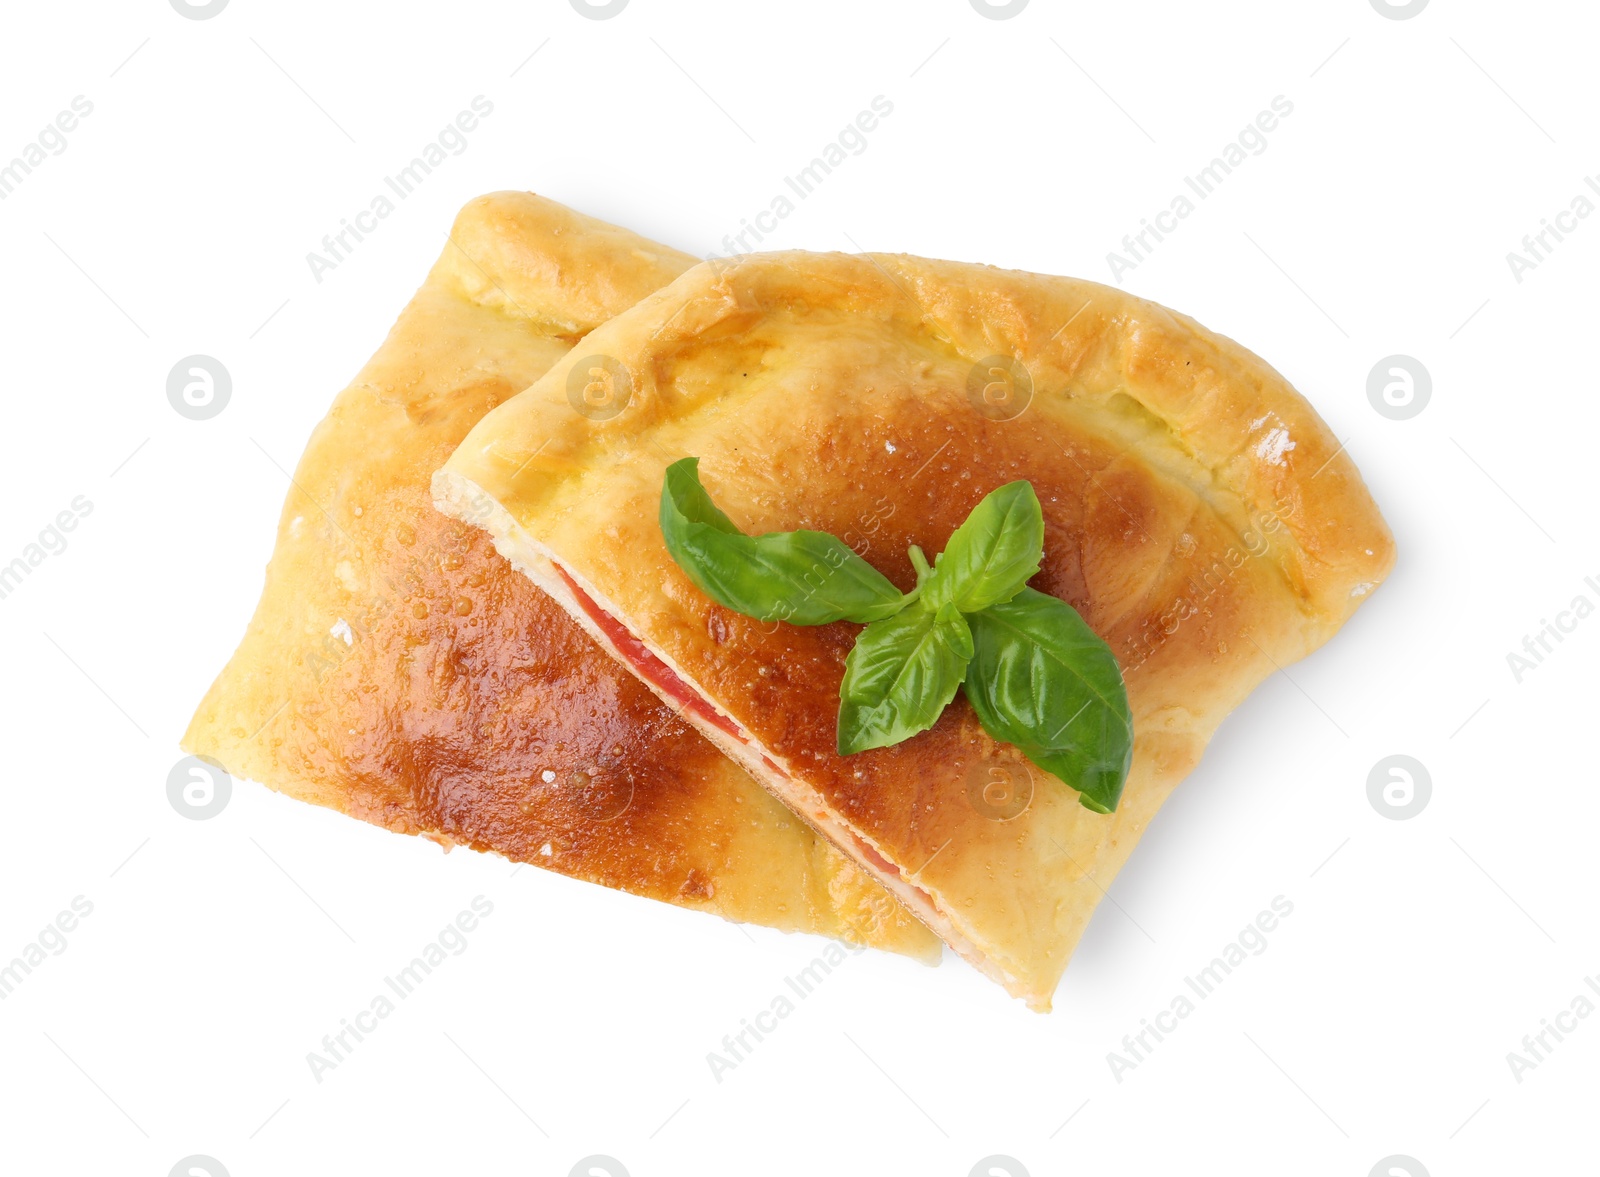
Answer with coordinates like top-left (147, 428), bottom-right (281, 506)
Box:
top-left (658, 458), bottom-right (1133, 813)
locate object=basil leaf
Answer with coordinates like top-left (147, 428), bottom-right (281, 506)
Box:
top-left (964, 588), bottom-right (1133, 813)
top-left (660, 458), bottom-right (906, 625)
top-left (838, 602), bottom-right (974, 755)
top-left (923, 481), bottom-right (1043, 613)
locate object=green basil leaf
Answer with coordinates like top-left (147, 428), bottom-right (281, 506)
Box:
top-left (923, 480), bottom-right (1043, 613)
top-left (838, 601), bottom-right (974, 755)
top-left (964, 588), bottom-right (1133, 813)
top-left (660, 457), bottom-right (906, 625)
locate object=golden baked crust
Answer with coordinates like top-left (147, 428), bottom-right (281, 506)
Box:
top-left (184, 197), bottom-right (940, 959)
top-left (437, 250), bottom-right (1395, 1009)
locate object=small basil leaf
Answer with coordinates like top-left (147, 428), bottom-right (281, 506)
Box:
top-left (963, 588), bottom-right (1132, 813)
top-left (838, 601), bottom-right (974, 755)
top-left (923, 480), bottom-right (1043, 613)
top-left (660, 457), bottom-right (906, 625)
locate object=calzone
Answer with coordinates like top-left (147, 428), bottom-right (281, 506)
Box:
top-left (435, 250), bottom-right (1395, 1008)
top-left (184, 197), bottom-right (938, 959)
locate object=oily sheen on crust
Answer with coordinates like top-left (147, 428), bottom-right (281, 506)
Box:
top-left (183, 198), bottom-right (939, 960)
top-left (436, 250), bottom-right (1396, 1008)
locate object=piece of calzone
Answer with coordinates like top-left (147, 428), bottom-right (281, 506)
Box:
top-left (184, 197), bottom-right (939, 960)
top-left (435, 250), bottom-right (1394, 1008)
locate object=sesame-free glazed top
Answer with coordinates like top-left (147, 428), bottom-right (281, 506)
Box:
top-left (182, 195), bottom-right (939, 958)
top-left (438, 250), bottom-right (1395, 1007)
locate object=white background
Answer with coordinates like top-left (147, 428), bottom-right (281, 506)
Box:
top-left (1, 1), bottom-right (1595, 1174)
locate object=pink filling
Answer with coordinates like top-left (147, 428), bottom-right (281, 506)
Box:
top-left (558, 566), bottom-right (937, 908)
top-left (556, 566), bottom-right (747, 743)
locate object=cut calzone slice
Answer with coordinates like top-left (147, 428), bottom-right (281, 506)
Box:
top-left (184, 196), bottom-right (938, 959)
top-left (435, 250), bottom-right (1395, 1009)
